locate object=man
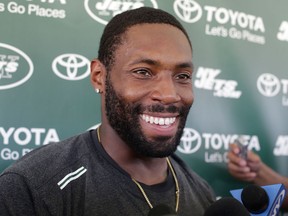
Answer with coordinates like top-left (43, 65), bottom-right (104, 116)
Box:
top-left (0, 7), bottom-right (215, 215)
top-left (228, 144), bottom-right (288, 211)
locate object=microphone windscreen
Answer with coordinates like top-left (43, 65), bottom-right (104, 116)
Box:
top-left (241, 184), bottom-right (269, 213)
top-left (148, 204), bottom-right (176, 216)
top-left (204, 197), bottom-right (250, 216)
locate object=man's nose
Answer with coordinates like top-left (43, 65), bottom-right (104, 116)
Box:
top-left (150, 75), bottom-right (181, 104)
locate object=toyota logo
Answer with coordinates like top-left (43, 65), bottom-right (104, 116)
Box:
top-left (52, 54), bottom-right (90, 81)
top-left (178, 128), bottom-right (201, 154)
top-left (257, 73), bottom-right (281, 97)
top-left (174, 0), bottom-right (202, 23)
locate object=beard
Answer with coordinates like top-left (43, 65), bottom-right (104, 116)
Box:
top-left (105, 75), bottom-right (191, 158)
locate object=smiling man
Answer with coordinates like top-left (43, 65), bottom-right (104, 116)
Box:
top-left (0, 7), bottom-right (215, 216)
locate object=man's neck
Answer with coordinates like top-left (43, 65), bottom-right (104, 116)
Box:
top-left (97, 125), bottom-right (168, 185)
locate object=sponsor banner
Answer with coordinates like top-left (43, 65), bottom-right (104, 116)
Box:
top-left (0, 0), bottom-right (67, 19)
top-left (84, 0), bottom-right (158, 25)
top-left (52, 54), bottom-right (90, 81)
top-left (194, 67), bottom-right (242, 99)
top-left (274, 135), bottom-right (288, 156)
top-left (257, 73), bottom-right (288, 107)
top-left (0, 43), bottom-right (34, 90)
top-left (173, 0), bottom-right (266, 45)
top-left (277, 21), bottom-right (288, 42)
top-left (0, 126), bottom-right (60, 161)
top-left (178, 128), bottom-right (260, 163)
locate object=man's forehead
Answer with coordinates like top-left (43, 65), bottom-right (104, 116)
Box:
top-left (120, 23), bottom-right (192, 51)
top-left (122, 24), bottom-right (191, 48)
top-left (125, 23), bottom-right (182, 35)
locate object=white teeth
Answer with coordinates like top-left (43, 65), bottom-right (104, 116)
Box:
top-left (141, 114), bottom-right (176, 126)
top-left (145, 115), bottom-right (149, 122)
top-left (159, 118), bottom-right (164, 125)
top-left (165, 118), bottom-right (170, 125)
top-left (154, 117), bottom-right (159, 124)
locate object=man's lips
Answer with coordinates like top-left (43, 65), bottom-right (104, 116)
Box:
top-left (140, 114), bottom-right (177, 126)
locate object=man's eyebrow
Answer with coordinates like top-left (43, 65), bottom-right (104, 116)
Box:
top-left (128, 58), bottom-right (194, 70)
top-left (128, 58), bottom-right (159, 66)
top-left (176, 62), bottom-right (194, 70)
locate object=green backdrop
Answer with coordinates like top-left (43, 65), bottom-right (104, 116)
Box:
top-left (1, 0), bottom-right (287, 205)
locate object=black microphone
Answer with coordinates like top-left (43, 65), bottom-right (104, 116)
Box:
top-left (230, 183), bottom-right (286, 216)
top-left (241, 184), bottom-right (269, 214)
top-left (204, 197), bottom-right (250, 216)
top-left (148, 204), bottom-right (177, 216)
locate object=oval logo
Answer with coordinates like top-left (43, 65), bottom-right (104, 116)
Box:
top-left (257, 73), bottom-right (281, 97)
top-left (84, 0), bottom-right (158, 25)
top-left (52, 54), bottom-right (90, 81)
top-left (174, 0), bottom-right (202, 23)
top-left (177, 128), bottom-right (202, 154)
top-left (0, 43), bottom-right (34, 90)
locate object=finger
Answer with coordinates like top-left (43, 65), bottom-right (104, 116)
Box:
top-left (227, 151), bottom-right (247, 167)
top-left (230, 172), bottom-right (257, 182)
top-left (227, 162), bottom-right (250, 173)
top-left (229, 143), bottom-right (240, 154)
top-left (247, 151), bottom-right (261, 163)
top-left (228, 163), bottom-right (257, 181)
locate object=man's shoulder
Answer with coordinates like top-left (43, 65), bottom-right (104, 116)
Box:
top-left (0, 131), bottom-right (94, 189)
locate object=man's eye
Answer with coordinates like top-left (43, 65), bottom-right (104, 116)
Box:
top-left (176, 73), bottom-right (192, 80)
top-left (133, 69), bottom-right (151, 77)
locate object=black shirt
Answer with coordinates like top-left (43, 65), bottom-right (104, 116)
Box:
top-left (0, 130), bottom-right (215, 216)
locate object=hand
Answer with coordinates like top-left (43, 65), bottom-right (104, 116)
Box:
top-left (227, 143), bottom-right (262, 182)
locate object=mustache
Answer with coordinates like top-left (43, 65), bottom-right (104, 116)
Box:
top-left (136, 104), bottom-right (189, 115)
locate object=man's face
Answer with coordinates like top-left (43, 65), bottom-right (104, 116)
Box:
top-left (105, 24), bottom-right (194, 158)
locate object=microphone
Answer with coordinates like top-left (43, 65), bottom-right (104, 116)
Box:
top-left (230, 183), bottom-right (286, 216)
top-left (204, 197), bottom-right (250, 216)
top-left (241, 184), bottom-right (269, 214)
top-left (148, 204), bottom-right (177, 216)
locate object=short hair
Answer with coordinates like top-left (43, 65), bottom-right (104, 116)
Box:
top-left (98, 7), bottom-right (192, 71)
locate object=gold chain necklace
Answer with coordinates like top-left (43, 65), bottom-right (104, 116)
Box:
top-left (96, 126), bottom-right (180, 212)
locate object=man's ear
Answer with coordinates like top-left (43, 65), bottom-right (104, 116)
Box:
top-left (90, 59), bottom-right (106, 93)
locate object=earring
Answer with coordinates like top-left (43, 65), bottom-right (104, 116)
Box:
top-left (95, 88), bottom-right (100, 93)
